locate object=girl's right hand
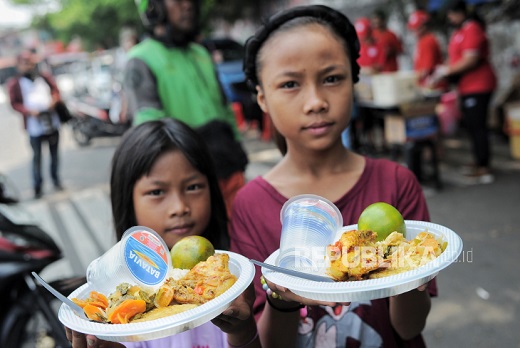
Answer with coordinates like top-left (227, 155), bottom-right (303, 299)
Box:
top-left (65, 327), bottom-right (125, 348)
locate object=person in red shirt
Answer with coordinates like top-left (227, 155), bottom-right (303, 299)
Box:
top-left (408, 10), bottom-right (447, 90)
top-left (435, 0), bottom-right (497, 183)
top-left (371, 9), bottom-right (402, 72)
top-left (354, 17), bottom-right (384, 74)
top-left (353, 17), bottom-right (386, 153)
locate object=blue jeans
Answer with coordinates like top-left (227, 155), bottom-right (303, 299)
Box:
top-left (29, 131), bottom-right (60, 192)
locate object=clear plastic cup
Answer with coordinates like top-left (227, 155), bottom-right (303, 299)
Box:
top-left (277, 194), bottom-right (342, 274)
top-left (86, 226), bottom-right (172, 295)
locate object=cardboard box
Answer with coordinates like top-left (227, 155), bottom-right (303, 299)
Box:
top-left (383, 99), bottom-right (439, 144)
top-left (384, 115), bottom-right (438, 144)
top-left (399, 100), bottom-right (438, 117)
top-left (504, 101), bottom-right (520, 159)
top-left (354, 76), bottom-right (373, 102)
top-left (371, 71), bottom-right (420, 106)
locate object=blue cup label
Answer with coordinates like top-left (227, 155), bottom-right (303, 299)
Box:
top-left (123, 230), bottom-right (169, 286)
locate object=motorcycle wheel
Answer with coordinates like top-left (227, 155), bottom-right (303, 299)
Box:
top-left (71, 119), bottom-right (91, 147)
top-left (1, 291), bottom-right (71, 348)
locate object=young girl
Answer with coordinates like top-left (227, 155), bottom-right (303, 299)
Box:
top-left (232, 5), bottom-right (435, 347)
top-left (66, 119), bottom-right (260, 348)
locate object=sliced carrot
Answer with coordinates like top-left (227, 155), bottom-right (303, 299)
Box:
top-left (72, 298), bottom-right (88, 308)
top-left (84, 303), bottom-right (107, 322)
top-left (88, 291), bottom-right (109, 309)
top-left (108, 299), bottom-right (146, 324)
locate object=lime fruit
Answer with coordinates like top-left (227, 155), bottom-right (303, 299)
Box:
top-left (170, 236), bottom-right (215, 269)
top-left (357, 202), bottom-right (406, 241)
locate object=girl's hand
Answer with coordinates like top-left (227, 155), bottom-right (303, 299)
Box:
top-left (211, 283), bottom-right (260, 347)
top-left (65, 327), bottom-right (125, 348)
top-left (265, 278), bottom-right (348, 307)
top-left (211, 282), bottom-right (256, 334)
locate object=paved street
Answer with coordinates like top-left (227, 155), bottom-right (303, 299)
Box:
top-left (1, 88), bottom-right (519, 347)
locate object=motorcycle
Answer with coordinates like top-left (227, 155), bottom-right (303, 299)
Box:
top-left (0, 173), bottom-right (81, 347)
top-left (67, 83), bottom-right (131, 147)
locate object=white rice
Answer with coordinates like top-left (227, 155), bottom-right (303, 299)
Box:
top-left (168, 268), bottom-right (189, 280)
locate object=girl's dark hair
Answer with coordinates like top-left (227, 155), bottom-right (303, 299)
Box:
top-left (110, 118), bottom-right (229, 250)
top-left (243, 4), bottom-right (360, 91)
top-left (243, 5), bottom-right (360, 155)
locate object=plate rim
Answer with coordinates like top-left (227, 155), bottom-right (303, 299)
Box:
top-left (58, 250), bottom-right (255, 341)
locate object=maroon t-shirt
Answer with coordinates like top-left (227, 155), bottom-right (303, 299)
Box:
top-left (230, 157), bottom-right (436, 347)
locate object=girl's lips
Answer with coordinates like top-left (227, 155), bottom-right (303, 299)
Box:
top-left (165, 224), bottom-right (194, 236)
top-left (303, 122), bottom-right (334, 136)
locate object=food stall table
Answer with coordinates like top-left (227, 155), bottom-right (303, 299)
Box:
top-left (356, 97), bottom-right (443, 189)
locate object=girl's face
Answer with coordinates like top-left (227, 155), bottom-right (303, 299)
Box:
top-left (256, 24), bottom-right (353, 151)
top-left (132, 149), bottom-right (211, 249)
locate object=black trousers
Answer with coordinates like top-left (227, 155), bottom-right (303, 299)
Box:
top-left (29, 131), bottom-right (60, 192)
top-left (460, 92), bottom-right (493, 168)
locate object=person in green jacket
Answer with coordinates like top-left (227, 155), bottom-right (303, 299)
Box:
top-left (124, 0), bottom-right (247, 217)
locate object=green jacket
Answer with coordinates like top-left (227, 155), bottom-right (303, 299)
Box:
top-left (126, 38), bottom-right (238, 136)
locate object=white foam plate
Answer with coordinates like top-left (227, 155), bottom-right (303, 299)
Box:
top-left (59, 250), bottom-right (255, 342)
top-left (262, 221), bottom-right (463, 302)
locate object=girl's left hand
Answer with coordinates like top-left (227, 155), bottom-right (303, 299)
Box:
top-left (265, 278), bottom-right (345, 307)
top-left (211, 282), bottom-right (256, 334)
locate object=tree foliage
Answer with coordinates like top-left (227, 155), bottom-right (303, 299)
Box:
top-left (10, 0), bottom-right (142, 50)
top-left (8, 0), bottom-right (270, 50)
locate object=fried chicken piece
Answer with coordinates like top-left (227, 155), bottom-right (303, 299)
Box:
top-left (166, 253), bottom-right (238, 304)
top-left (327, 230), bottom-right (388, 281)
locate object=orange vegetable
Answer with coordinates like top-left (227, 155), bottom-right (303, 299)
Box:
top-left (72, 298), bottom-right (88, 308)
top-left (88, 291), bottom-right (109, 309)
top-left (84, 304), bottom-right (107, 322)
top-left (154, 284), bottom-right (174, 308)
top-left (108, 299), bottom-right (146, 324)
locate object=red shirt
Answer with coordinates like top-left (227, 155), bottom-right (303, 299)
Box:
top-left (414, 33), bottom-right (446, 88)
top-left (230, 157), bottom-right (435, 347)
top-left (373, 29), bottom-right (402, 72)
top-left (358, 40), bottom-right (385, 70)
top-left (448, 20), bottom-right (497, 94)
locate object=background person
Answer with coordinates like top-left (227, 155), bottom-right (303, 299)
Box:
top-left (371, 9), bottom-right (403, 73)
top-left (235, 5), bottom-right (435, 347)
top-left (350, 17), bottom-right (385, 154)
top-left (435, 0), bottom-right (497, 183)
top-left (124, 0), bottom-right (248, 215)
top-left (408, 9), bottom-right (447, 90)
top-left (65, 119), bottom-right (259, 348)
top-left (354, 17), bottom-right (384, 74)
top-left (7, 49), bottom-right (64, 199)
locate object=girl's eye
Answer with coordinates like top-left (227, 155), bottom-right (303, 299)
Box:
top-left (324, 75), bottom-right (344, 84)
top-left (147, 189), bottom-right (163, 196)
top-left (281, 81), bottom-right (297, 89)
top-left (187, 183), bottom-right (204, 192)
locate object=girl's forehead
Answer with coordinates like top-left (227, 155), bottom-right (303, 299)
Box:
top-left (261, 23), bottom-right (344, 56)
top-left (259, 24), bottom-right (347, 64)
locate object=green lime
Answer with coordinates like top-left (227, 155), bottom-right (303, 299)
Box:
top-left (170, 236), bottom-right (215, 269)
top-left (358, 202), bottom-right (406, 241)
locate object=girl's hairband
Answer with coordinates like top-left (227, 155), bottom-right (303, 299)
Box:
top-left (243, 4), bottom-right (361, 91)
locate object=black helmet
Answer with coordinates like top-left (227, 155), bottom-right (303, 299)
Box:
top-left (135, 0), bottom-right (167, 30)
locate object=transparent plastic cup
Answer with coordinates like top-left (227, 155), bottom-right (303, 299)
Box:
top-left (86, 226), bottom-right (172, 295)
top-left (277, 194), bottom-right (342, 274)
